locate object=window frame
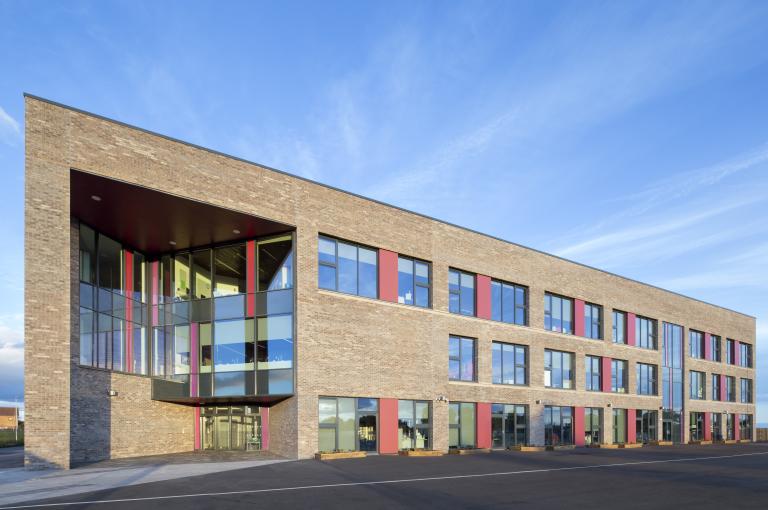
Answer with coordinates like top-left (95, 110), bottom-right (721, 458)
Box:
top-left (635, 315), bottom-right (658, 350)
top-left (448, 268), bottom-right (476, 317)
top-left (636, 362), bottom-right (658, 396)
top-left (544, 293), bottom-right (574, 335)
top-left (491, 342), bottom-right (528, 386)
top-left (490, 279), bottom-right (529, 326)
top-left (612, 310), bottom-right (627, 344)
top-left (449, 335), bottom-right (476, 382)
top-left (397, 255), bottom-right (431, 308)
top-left (585, 355), bottom-right (602, 392)
top-left (544, 349), bottom-right (575, 389)
top-left (584, 302), bottom-right (602, 340)
top-left (689, 330), bottom-right (705, 359)
top-left (317, 235), bottom-right (379, 299)
top-left (740, 378), bottom-right (753, 404)
top-left (611, 359), bottom-right (628, 394)
top-left (689, 370), bottom-right (705, 400)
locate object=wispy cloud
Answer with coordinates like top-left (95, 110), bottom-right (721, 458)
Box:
top-left (0, 106), bottom-right (21, 146)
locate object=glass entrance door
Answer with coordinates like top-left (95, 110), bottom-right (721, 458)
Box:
top-left (200, 406), bottom-right (262, 450)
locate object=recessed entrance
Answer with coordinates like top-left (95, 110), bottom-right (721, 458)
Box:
top-left (200, 406), bottom-right (262, 451)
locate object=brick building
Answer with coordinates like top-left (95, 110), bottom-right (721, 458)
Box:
top-left (24, 94), bottom-right (757, 469)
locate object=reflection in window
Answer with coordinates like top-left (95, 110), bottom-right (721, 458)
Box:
top-left (689, 330), bottom-right (705, 359)
top-left (448, 269), bottom-right (475, 316)
top-left (193, 250), bottom-right (212, 299)
top-left (611, 359), bottom-right (628, 393)
top-left (690, 371), bottom-right (705, 400)
top-left (491, 342), bottom-right (527, 385)
top-left (544, 406), bottom-right (573, 445)
top-left (491, 280), bottom-right (527, 325)
top-left (544, 293), bottom-right (573, 334)
top-left (612, 310), bottom-right (626, 344)
top-left (448, 402), bottom-right (476, 449)
top-left (398, 400), bottom-right (431, 450)
top-left (544, 349), bottom-right (574, 389)
top-left (317, 236), bottom-right (377, 298)
top-left (635, 316), bottom-right (657, 350)
top-left (213, 319), bottom-right (254, 372)
top-left (449, 336), bottom-right (475, 382)
top-left (585, 356), bottom-right (601, 391)
top-left (636, 363), bottom-right (657, 395)
top-left (584, 303), bottom-right (602, 339)
top-left (398, 256), bottom-right (430, 308)
top-left (258, 235), bottom-right (293, 291)
top-left (214, 244), bottom-right (247, 297)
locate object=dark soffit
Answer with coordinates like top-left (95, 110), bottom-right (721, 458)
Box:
top-left (70, 169), bottom-right (294, 255)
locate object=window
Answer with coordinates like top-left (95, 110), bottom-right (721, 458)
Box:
top-left (739, 342), bottom-right (753, 368)
top-left (449, 336), bottom-right (475, 382)
top-left (584, 303), bottom-right (602, 339)
top-left (613, 409), bottom-right (627, 444)
top-left (740, 378), bottom-right (753, 404)
top-left (398, 400), bottom-right (431, 450)
top-left (636, 410), bottom-right (658, 443)
top-left (725, 376), bottom-right (736, 402)
top-left (585, 356), bottom-right (602, 392)
top-left (492, 342), bottom-right (527, 385)
top-left (636, 363), bottom-right (657, 395)
top-left (726, 339), bottom-right (735, 365)
top-left (257, 234), bottom-right (293, 291)
top-left (611, 359), bottom-right (628, 393)
top-left (490, 280), bottom-right (528, 325)
top-left (690, 412), bottom-right (705, 441)
top-left (491, 404), bottom-right (528, 448)
top-left (710, 335), bottom-right (721, 362)
top-left (726, 413), bottom-right (736, 440)
top-left (448, 402), bottom-right (476, 448)
top-left (584, 407), bottom-right (601, 445)
top-left (612, 310), bottom-right (626, 344)
top-left (689, 371), bottom-right (705, 400)
top-left (712, 374), bottom-right (721, 401)
top-left (318, 397), bottom-right (378, 452)
top-left (213, 245), bottom-right (246, 296)
top-left (739, 414), bottom-right (753, 440)
top-left (448, 269), bottom-right (475, 316)
top-left (397, 257), bottom-right (430, 308)
top-left (635, 316), bottom-right (657, 350)
top-left (689, 330), bottom-right (705, 359)
top-left (544, 350), bottom-right (574, 389)
top-left (711, 413), bottom-right (723, 441)
top-left (544, 406), bottom-right (573, 446)
top-left (317, 236), bottom-right (377, 298)
top-left (544, 293), bottom-right (573, 334)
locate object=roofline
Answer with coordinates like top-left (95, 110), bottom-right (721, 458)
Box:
top-left (23, 92), bottom-right (756, 320)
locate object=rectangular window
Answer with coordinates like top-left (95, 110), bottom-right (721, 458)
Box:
top-left (448, 402), bottom-right (476, 449)
top-left (584, 407), bottom-right (602, 445)
top-left (636, 362), bottom-right (658, 395)
top-left (689, 412), bottom-right (705, 441)
top-left (710, 335), bottom-right (721, 362)
top-left (491, 404), bottom-right (528, 448)
top-left (712, 374), bottom-right (721, 401)
top-left (689, 330), bottom-right (705, 359)
top-left (711, 413), bottom-right (723, 441)
top-left (398, 400), bottom-right (431, 450)
top-left (584, 303), bottom-right (602, 339)
top-left (612, 310), bottom-right (626, 344)
top-left (544, 406), bottom-right (573, 446)
top-left (397, 256), bottom-right (431, 308)
top-left (613, 409), bottom-right (627, 444)
top-left (585, 356), bottom-right (602, 392)
top-left (689, 371), bottom-right (705, 400)
top-left (635, 316), bottom-right (657, 350)
top-left (740, 378), bottom-right (753, 404)
top-left (318, 397), bottom-right (378, 453)
top-left (725, 376), bottom-right (736, 402)
top-left (739, 414), bottom-right (753, 440)
top-left (611, 359), bottom-right (628, 393)
top-left (739, 342), bottom-right (753, 368)
top-left (544, 293), bottom-right (573, 334)
top-left (726, 339), bottom-right (735, 365)
top-left (491, 342), bottom-right (527, 385)
top-left (726, 413), bottom-right (736, 440)
top-left (490, 279), bottom-right (528, 326)
top-left (317, 236), bottom-right (378, 299)
top-left (544, 349), bottom-right (574, 389)
top-left (636, 410), bottom-right (658, 443)
top-left (449, 336), bottom-right (476, 382)
top-left (449, 269), bottom-right (475, 316)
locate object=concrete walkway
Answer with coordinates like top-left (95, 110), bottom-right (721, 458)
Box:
top-left (0, 450), bottom-right (290, 507)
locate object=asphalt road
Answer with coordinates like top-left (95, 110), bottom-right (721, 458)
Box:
top-left (0, 448), bottom-right (22, 470)
top-left (4, 443), bottom-right (768, 509)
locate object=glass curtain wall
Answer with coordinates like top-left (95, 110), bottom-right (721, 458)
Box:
top-left (662, 322), bottom-right (683, 443)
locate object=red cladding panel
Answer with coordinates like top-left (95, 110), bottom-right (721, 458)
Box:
top-left (602, 357), bottom-right (612, 393)
top-left (704, 413), bottom-right (711, 441)
top-left (627, 409), bottom-right (636, 443)
top-left (734, 342), bottom-right (740, 366)
top-left (476, 275), bottom-right (491, 319)
top-left (194, 407), bottom-right (201, 450)
top-left (476, 403), bottom-right (492, 449)
top-left (574, 407), bottom-right (585, 446)
top-left (626, 312), bottom-right (636, 346)
top-left (704, 333), bottom-right (711, 361)
top-left (379, 399), bottom-right (399, 454)
top-left (574, 299), bottom-right (585, 337)
top-left (246, 240), bottom-right (256, 316)
top-left (378, 249), bottom-right (398, 303)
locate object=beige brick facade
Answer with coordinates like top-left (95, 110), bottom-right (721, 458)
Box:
top-left (24, 95), bottom-right (756, 468)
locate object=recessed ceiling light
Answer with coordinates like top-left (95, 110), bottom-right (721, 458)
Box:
top-left (233, 229), bottom-right (241, 235)
top-left (169, 241), bottom-right (177, 246)
top-left (91, 195), bottom-right (102, 202)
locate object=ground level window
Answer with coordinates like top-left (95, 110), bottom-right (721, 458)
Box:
top-left (318, 397), bottom-right (378, 452)
top-left (726, 413), bottom-right (736, 440)
top-left (544, 406), bottom-right (573, 446)
top-left (613, 409), bottom-right (627, 444)
top-left (635, 410), bottom-right (657, 443)
top-left (398, 400), bottom-right (431, 450)
top-left (200, 406), bottom-right (262, 451)
top-left (491, 404), bottom-right (527, 448)
top-left (448, 402), bottom-right (476, 449)
top-left (689, 412), bottom-right (705, 441)
top-left (711, 413), bottom-right (723, 441)
top-left (584, 407), bottom-right (601, 445)
top-left (739, 414), bottom-right (753, 440)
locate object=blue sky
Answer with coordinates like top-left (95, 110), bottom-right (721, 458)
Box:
top-left (0, 1), bottom-right (766, 423)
